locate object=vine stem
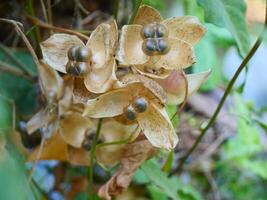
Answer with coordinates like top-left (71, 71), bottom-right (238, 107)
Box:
top-left (88, 118), bottom-right (103, 199)
top-left (129, 0), bottom-right (143, 24)
top-left (177, 2), bottom-right (267, 172)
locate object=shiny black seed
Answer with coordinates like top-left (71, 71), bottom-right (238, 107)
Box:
top-left (124, 105), bottom-right (137, 121)
top-left (133, 97), bottom-right (148, 113)
top-left (76, 47), bottom-right (91, 62)
top-left (82, 139), bottom-right (92, 150)
top-left (156, 38), bottom-right (168, 53)
top-left (143, 25), bottom-right (155, 38)
top-left (142, 38), bottom-right (156, 55)
top-left (155, 24), bottom-right (168, 38)
top-left (67, 46), bottom-right (79, 60)
top-left (66, 62), bottom-right (88, 76)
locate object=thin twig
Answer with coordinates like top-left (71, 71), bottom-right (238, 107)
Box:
top-left (40, 0), bottom-right (49, 23)
top-left (0, 18), bottom-right (40, 67)
top-left (26, 15), bottom-right (90, 40)
top-left (88, 118), bottom-right (103, 198)
top-left (177, 2), bottom-right (267, 172)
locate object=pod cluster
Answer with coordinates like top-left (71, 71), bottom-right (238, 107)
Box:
top-left (66, 45), bottom-right (92, 76)
top-left (141, 23), bottom-right (169, 56)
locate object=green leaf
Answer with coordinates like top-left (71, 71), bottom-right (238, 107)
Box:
top-left (141, 159), bottom-right (180, 200)
top-left (0, 96), bottom-right (13, 134)
top-left (193, 34), bottom-right (222, 91)
top-left (166, 105), bottom-right (179, 127)
top-left (0, 142), bottom-right (37, 200)
top-left (162, 150), bottom-right (174, 172)
top-left (0, 72), bottom-right (37, 116)
top-left (147, 185), bottom-right (168, 200)
top-left (197, 0), bottom-right (250, 57)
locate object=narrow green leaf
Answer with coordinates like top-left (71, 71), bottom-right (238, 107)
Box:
top-left (197, 0), bottom-right (250, 57)
top-left (162, 150), bottom-right (174, 172)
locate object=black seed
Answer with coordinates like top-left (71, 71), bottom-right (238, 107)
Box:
top-left (142, 38), bottom-right (156, 55)
top-left (143, 24), bottom-right (155, 38)
top-left (156, 38), bottom-right (169, 53)
top-left (133, 97), bottom-right (148, 113)
top-left (67, 46), bottom-right (79, 60)
top-left (82, 139), bottom-right (92, 150)
top-left (155, 24), bottom-right (168, 38)
top-left (76, 46), bottom-right (91, 62)
top-left (124, 105), bottom-right (137, 121)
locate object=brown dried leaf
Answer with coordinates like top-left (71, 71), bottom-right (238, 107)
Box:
top-left (162, 16), bottom-right (206, 45)
top-left (133, 5), bottom-right (162, 25)
top-left (41, 34), bottom-right (84, 73)
top-left (98, 140), bottom-right (157, 200)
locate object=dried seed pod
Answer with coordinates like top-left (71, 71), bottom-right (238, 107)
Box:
top-left (155, 24), bottom-right (168, 38)
top-left (76, 46), bottom-right (92, 62)
top-left (67, 45), bottom-right (79, 60)
top-left (124, 105), bottom-right (137, 121)
top-left (142, 38), bottom-right (156, 55)
top-left (142, 24), bottom-right (156, 38)
top-left (156, 38), bottom-right (169, 54)
top-left (133, 97), bottom-right (148, 113)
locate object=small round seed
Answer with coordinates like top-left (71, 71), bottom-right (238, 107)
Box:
top-left (156, 38), bottom-right (169, 54)
top-left (82, 139), bottom-right (92, 150)
top-left (142, 38), bottom-right (156, 55)
top-left (67, 45), bottom-right (79, 60)
top-left (124, 105), bottom-right (137, 121)
top-left (76, 46), bottom-right (92, 62)
top-left (142, 24), bottom-right (156, 38)
top-left (66, 62), bottom-right (88, 76)
top-left (155, 24), bottom-right (168, 38)
top-left (133, 97), bottom-right (148, 113)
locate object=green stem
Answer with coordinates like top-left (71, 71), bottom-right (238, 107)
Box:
top-left (26, 0), bottom-right (42, 57)
top-left (88, 118), bottom-right (103, 199)
top-left (129, 0), bottom-right (143, 24)
top-left (177, 3), bottom-right (267, 172)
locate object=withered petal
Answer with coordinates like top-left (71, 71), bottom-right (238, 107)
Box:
top-left (132, 65), bottom-right (171, 79)
top-left (26, 109), bottom-right (50, 134)
top-left (117, 25), bottom-right (149, 66)
top-left (59, 112), bottom-right (95, 148)
top-left (83, 89), bottom-right (131, 118)
top-left (162, 16), bottom-right (206, 45)
top-left (96, 120), bottom-right (139, 166)
top-left (165, 70), bottom-right (211, 105)
top-left (27, 132), bottom-right (68, 162)
top-left (38, 61), bottom-right (64, 100)
top-left (86, 23), bottom-right (112, 69)
top-left (137, 102), bottom-right (178, 150)
top-left (155, 38), bottom-right (195, 70)
top-left (133, 5), bottom-right (162, 25)
top-left (119, 74), bottom-right (167, 104)
top-left (84, 58), bottom-right (119, 93)
top-left (41, 34), bottom-right (84, 73)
